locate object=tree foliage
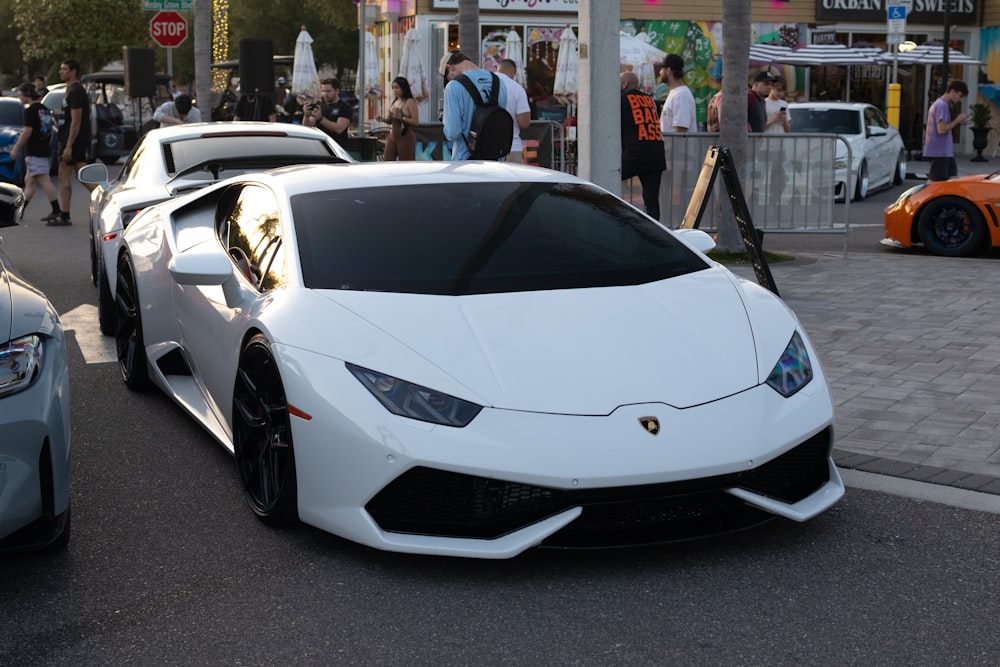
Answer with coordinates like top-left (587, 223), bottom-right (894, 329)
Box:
top-left (11, 0), bottom-right (149, 74)
top-left (3, 0), bottom-right (360, 88)
top-left (227, 0), bottom-right (359, 74)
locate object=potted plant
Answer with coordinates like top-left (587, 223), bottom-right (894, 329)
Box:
top-left (970, 102), bottom-right (992, 162)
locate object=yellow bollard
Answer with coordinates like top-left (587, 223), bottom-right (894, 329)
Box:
top-left (888, 83), bottom-right (901, 129)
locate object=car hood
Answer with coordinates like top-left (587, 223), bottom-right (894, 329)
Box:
top-left (302, 267), bottom-right (789, 414)
top-left (0, 256), bottom-right (61, 344)
top-left (0, 126), bottom-right (19, 147)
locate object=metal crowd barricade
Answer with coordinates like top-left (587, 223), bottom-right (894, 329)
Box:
top-left (624, 133), bottom-right (853, 254)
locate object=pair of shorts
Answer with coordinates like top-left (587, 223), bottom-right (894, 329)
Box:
top-left (57, 141), bottom-right (88, 165)
top-left (928, 157), bottom-right (957, 182)
top-left (24, 155), bottom-right (50, 177)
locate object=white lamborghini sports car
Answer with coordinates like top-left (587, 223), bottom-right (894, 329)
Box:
top-left (114, 161), bottom-right (843, 559)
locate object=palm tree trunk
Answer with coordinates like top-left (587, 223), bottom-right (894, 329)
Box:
top-left (458, 0), bottom-right (480, 62)
top-left (718, 2), bottom-right (751, 252)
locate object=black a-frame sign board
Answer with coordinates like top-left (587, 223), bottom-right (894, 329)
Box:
top-left (678, 146), bottom-right (779, 296)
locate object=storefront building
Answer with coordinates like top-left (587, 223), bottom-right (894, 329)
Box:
top-left (367, 1), bottom-right (1000, 152)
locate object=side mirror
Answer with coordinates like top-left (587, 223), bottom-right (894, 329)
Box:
top-left (674, 228), bottom-right (717, 254)
top-left (0, 183), bottom-right (26, 228)
top-left (868, 125), bottom-right (887, 137)
top-left (168, 246), bottom-right (246, 308)
top-left (77, 162), bottom-right (110, 186)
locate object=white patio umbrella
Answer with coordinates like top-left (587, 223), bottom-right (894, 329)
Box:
top-left (886, 43), bottom-right (982, 65)
top-left (358, 31), bottom-right (381, 98)
top-left (399, 28), bottom-right (428, 103)
top-left (619, 31), bottom-right (667, 71)
top-left (504, 29), bottom-right (526, 87)
top-left (553, 27), bottom-right (579, 106)
top-left (775, 43), bottom-right (880, 66)
top-left (637, 62), bottom-right (656, 95)
top-left (749, 43), bottom-right (794, 65)
top-left (291, 25), bottom-right (320, 101)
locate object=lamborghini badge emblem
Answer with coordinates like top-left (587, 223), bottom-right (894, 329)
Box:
top-left (639, 416), bottom-right (660, 435)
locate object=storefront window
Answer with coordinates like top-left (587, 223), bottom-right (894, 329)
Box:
top-left (525, 26), bottom-right (567, 119)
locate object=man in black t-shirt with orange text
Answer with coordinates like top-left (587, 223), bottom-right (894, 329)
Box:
top-left (620, 71), bottom-right (666, 222)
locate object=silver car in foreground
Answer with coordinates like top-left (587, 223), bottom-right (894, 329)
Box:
top-left (0, 183), bottom-right (71, 552)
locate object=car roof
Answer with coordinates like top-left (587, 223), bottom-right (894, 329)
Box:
top-left (256, 161), bottom-right (583, 197)
top-left (142, 121), bottom-right (338, 143)
top-left (788, 101), bottom-right (870, 110)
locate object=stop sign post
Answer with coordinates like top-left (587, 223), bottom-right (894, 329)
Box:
top-left (150, 10), bottom-right (187, 48)
top-left (149, 10), bottom-right (186, 80)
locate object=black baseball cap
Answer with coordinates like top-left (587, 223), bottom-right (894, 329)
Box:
top-left (753, 71), bottom-right (776, 83)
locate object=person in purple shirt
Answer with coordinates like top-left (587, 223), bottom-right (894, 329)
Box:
top-left (924, 80), bottom-right (968, 182)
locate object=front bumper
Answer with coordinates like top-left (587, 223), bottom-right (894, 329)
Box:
top-left (0, 333), bottom-right (71, 551)
top-left (279, 346), bottom-right (842, 558)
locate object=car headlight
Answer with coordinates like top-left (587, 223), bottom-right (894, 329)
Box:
top-left (0, 335), bottom-right (44, 397)
top-left (834, 158), bottom-right (848, 170)
top-left (895, 184), bottom-right (926, 204)
top-left (0, 144), bottom-right (12, 154)
top-left (766, 332), bottom-right (813, 397)
top-left (347, 363), bottom-right (482, 427)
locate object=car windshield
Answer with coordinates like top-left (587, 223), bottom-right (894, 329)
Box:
top-left (292, 182), bottom-right (708, 295)
top-left (163, 134), bottom-right (337, 175)
top-left (792, 108), bottom-right (862, 135)
top-left (0, 103), bottom-right (23, 126)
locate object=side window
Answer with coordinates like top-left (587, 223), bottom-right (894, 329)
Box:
top-left (120, 144), bottom-right (147, 185)
top-left (225, 185), bottom-right (287, 292)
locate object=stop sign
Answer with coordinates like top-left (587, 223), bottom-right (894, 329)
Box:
top-left (150, 10), bottom-right (187, 48)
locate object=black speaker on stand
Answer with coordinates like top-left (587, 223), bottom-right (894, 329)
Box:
top-left (239, 38), bottom-right (274, 121)
top-left (123, 47), bottom-right (156, 99)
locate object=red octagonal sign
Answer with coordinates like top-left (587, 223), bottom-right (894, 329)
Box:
top-left (150, 10), bottom-right (187, 48)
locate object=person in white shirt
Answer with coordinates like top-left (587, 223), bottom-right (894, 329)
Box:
top-left (658, 54), bottom-right (696, 133)
top-left (497, 59), bottom-right (531, 164)
top-left (763, 76), bottom-right (791, 205)
top-left (657, 54), bottom-right (697, 222)
top-left (153, 93), bottom-right (201, 126)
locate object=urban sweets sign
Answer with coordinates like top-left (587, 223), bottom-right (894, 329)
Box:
top-left (815, 0), bottom-right (977, 25)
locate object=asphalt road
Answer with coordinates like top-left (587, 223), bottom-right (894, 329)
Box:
top-left (2, 174), bottom-right (999, 665)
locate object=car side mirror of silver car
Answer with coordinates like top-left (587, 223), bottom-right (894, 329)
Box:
top-left (0, 183), bottom-right (25, 228)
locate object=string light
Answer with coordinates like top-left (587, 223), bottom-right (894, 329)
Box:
top-left (213, 0), bottom-right (229, 89)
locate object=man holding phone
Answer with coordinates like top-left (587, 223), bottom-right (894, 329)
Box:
top-left (764, 75), bottom-right (791, 209)
top-left (302, 77), bottom-right (353, 146)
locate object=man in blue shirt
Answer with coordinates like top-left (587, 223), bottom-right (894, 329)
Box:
top-left (439, 51), bottom-right (508, 160)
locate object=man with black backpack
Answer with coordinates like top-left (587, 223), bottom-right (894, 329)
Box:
top-left (439, 51), bottom-right (512, 161)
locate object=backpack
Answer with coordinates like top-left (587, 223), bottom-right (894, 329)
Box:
top-left (456, 73), bottom-right (513, 160)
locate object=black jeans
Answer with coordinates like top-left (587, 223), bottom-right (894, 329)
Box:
top-left (637, 169), bottom-right (663, 221)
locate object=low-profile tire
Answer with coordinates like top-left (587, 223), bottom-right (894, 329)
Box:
top-left (115, 253), bottom-right (150, 391)
top-left (89, 227), bottom-right (98, 286)
top-left (232, 334), bottom-right (299, 526)
top-left (917, 196), bottom-right (987, 257)
top-left (893, 151), bottom-right (906, 185)
top-left (97, 265), bottom-right (115, 336)
top-left (853, 161), bottom-right (869, 201)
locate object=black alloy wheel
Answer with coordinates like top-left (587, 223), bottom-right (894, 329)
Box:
top-left (232, 334), bottom-right (299, 526)
top-left (115, 253), bottom-right (150, 390)
top-left (97, 262), bottom-right (115, 336)
top-left (917, 196), bottom-right (987, 257)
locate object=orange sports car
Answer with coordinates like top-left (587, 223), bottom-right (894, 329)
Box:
top-left (883, 172), bottom-right (1000, 257)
